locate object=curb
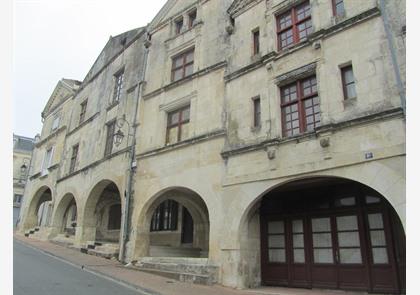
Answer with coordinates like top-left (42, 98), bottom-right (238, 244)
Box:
top-left (14, 238), bottom-right (162, 295)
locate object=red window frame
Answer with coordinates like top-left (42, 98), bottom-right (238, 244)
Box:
top-left (332, 0), bottom-right (345, 17)
top-left (276, 1), bottom-right (312, 51)
top-left (166, 105), bottom-right (190, 144)
top-left (280, 76), bottom-right (320, 137)
top-left (253, 29), bottom-right (260, 55)
top-left (171, 49), bottom-right (194, 82)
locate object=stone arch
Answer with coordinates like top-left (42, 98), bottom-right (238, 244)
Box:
top-left (133, 186), bottom-right (210, 259)
top-left (50, 192), bottom-right (79, 238)
top-left (77, 179), bottom-right (123, 246)
top-left (228, 167), bottom-right (405, 290)
top-left (21, 185), bottom-right (53, 230)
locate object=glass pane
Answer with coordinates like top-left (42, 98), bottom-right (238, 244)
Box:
top-left (312, 218), bottom-right (331, 232)
top-left (268, 221), bottom-right (284, 234)
top-left (292, 220), bottom-right (303, 233)
top-left (173, 68), bottom-right (183, 81)
top-left (372, 248), bottom-right (389, 264)
top-left (293, 234), bottom-right (304, 248)
top-left (339, 248), bottom-right (362, 264)
top-left (294, 249), bottom-right (305, 263)
top-left (186, 51), bottom-right (194, 63)
top-left (167, 127), bottom-right (178, 144)
top-left (268, 235), bottom-right (285, 248)
top-left (182, 108), bottom-right (190, 121)
top-left (366, 195), bottom-right (381, 204)
top-left (335, 197), bottom-right (356, 207)
top-left (344, 68), bottom-right (354, 83)
top-left (269, 249), bottom-right (285, 262)
top-left (346, 84), bottom-right (357, 99)
top-left (180, 123), bottom-right (189, 141)
top-left (174, 56), bottom-right (183, 68)
top-left (368, 213), bottom-right (384, 229)
top-left (336, 215), bottom-right (358, 231)
top-left (338, 232), bottom-right (360, 247)
top-left (169, 112), bottom-right (180, 125)
top-left (370, 230), bottom-right (386, 246)
top-left (185, 64), bottom-right (193, 76)
top-left (313, 249), bottom-right (333, 263)
top-left (313, 233), bottom-right (332, 247)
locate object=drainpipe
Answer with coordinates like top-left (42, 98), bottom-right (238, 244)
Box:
top-left (120, 32), bottom-right (149, 262)
top-left (379, 0), bottom-right (406, 116)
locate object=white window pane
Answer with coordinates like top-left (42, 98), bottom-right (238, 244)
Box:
top-left (335, 197), bottom-right (356, 207)
top-left (292, 220), bottom-right (303, 233)
top-left (346, 84), bottom-right (357, 98)
top-left (293, 234), bottom-right (304, 247)
top-left (372, 248), bottom-right (389, 264)
top-left (368, 213), bottom-right (384, 229)
top-left (180, 123), bottom-right (189, 141)
top-left (268, 235), bottom-right (285, 248)
top-left (167, 127), bottom-right (179, 144)
top-left (311, 218), bottom-right (331, 232)
top-left (366, 195), bottom-right (381, 204)
top-left (312, 233), bottom-right (332, 247)
top-left (293, 249), bottom-right (305, 263)
top-left (338, 232), bottom-right (360, 247)
top-left (336, 215), bottom-right (358, 231)
top-left (313, 249), bottom-right (333, 263)
top-left (370, 230), bottom-right (387, 246)
top-left (268, 221), bottom-right (284, 234)
top-left (340, 248), bottom-right (362, 264)
top-left (269, 249), bottom-right (285, 262)
top-left (185, 64), bottom-right (193, 76)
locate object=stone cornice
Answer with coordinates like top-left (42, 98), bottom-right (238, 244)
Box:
top-left (221, 108), bottom-right (404, 159)
top-left (56, 147), bottom-right (131, 183)
top-left (137, 129), bottom-right (226, 159)
top-left (66, 112), bottom-right (100, 137)
top-left (143, 61), bottom-right (226, 100)
top-left (35, 125), bottom-right (67, 148)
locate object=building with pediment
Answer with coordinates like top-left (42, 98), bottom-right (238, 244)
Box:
top-left (19, 0), bottom-right (405, 293)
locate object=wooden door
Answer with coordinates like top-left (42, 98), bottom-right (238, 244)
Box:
top-left (181, 207), bottom-right (194, 244)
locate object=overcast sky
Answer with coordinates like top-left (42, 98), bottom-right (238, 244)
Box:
top-left (13, 0), bottom-right (167, 138)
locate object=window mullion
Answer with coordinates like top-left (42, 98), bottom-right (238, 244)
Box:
top-left (292, 7), bottom-right (298, 44)
top-left (297, 80), bottom-right (305, 133)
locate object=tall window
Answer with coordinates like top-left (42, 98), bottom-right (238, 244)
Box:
top-left (51, 115), bottom-right (60, 132)
top-left (171, 49), bottom-right (194, 82)
top-left (280, 76), bottom-right (320, 137)
top-left (79, 100), bottom-right (88, 124)
top-left (150, 200), bottom-right (179, 231)
top-left (166, 106), bottom-right (190, 144)
top-left (113, 70), bottom-right (124, 103)
top-left (253, 29), bottom-right (260, 55)
top-left (276, 1), bottom-right (312, 50)
top-left (332, 0), bottom-right (345, 17)
top-left (253, 96), bottom-right (261, 128)
top-left (188, 9), bottom-right (197, 29)
top-left (341, 65), bottom-right (356, 100)
top-left (104, 120), bottom-right (116, 156)
top-left (175, 17), bottom-right (183, 34)
top-left (41, 147), bottom-right (53, 175)
top-left (14, 194), bottom-right (23, 204)
top-left (69, 144), bottom-right (79, 173)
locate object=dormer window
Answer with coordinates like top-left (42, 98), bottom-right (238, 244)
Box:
top-left (112, 70), bottom-right (124, 103)
top-left (188, 9), bottom-right (197, 29)
top-left (175, 17), bottom-right (183, 35)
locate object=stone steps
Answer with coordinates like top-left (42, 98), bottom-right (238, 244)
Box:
top-left (81, 242), bottom-right (119, 259)
top-left (133, 257), bottom-right (218, 285)
top-left (149, 246), bottom-right (205, 258)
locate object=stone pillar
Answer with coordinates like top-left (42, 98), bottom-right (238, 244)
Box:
top-left (74, 225), bottom-right (96, 246)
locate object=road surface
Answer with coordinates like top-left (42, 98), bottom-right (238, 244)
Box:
top-left (14, 240), bottom-right (148, 295)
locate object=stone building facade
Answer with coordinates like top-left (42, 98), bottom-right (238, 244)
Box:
top-left (13, 134), bottom-right (35, 226)
top-left (19, 0), bottom-right (406, 293)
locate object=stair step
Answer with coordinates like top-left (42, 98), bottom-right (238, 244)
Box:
top-left (136, 267), bottom-right (215, 285)
top-left (149, 246), bottom-right (203, 258)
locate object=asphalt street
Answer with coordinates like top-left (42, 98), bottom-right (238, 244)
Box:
top-left (13, 240), bottom-right (147, 295)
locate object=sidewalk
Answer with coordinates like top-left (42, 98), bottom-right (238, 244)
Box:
top-left (13, 234), bottom-right (370, 295)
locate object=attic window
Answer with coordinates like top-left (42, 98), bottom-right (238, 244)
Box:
top-left (188, 9), bottom-right (197, 29)
top-left (51, 115), bottom-right (60, 132)
top-left (175, 17), bottom-right (183, 35)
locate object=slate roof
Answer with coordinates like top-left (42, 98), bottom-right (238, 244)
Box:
top-left (13, 134), bottom-right (35, 152)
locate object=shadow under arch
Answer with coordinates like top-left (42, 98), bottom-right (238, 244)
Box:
top-left (50, 192), bottom-right (78, 239)
top-left (235, 176), bottom-right (405, 293)
top-left (133, 186), bottom-right (210, 259)
top-left (22, 185), bottom-right (53, 230)
top-left (78, 179), bottom-right (122, 249)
